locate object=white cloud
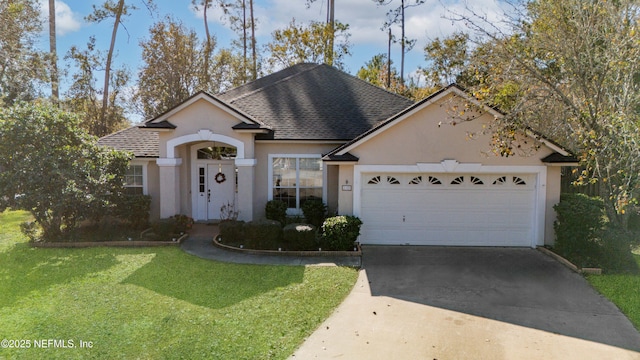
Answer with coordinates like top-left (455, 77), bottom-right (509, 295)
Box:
top-left (188, 2), bottom-right (229, 27)
top-left (39, 0), bottom-right (82, 36)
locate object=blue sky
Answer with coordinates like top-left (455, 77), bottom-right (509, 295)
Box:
top-left (36, 0), bottom-right (505, 119)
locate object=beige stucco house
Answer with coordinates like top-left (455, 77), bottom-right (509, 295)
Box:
top-left (99, 63), bottom-right (577, 248)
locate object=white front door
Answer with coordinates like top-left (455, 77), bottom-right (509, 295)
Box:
top-left (195, 162), bottom-right (235, 220)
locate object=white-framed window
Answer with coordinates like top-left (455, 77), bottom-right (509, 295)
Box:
top-left (124, 162), bottom-right (148, 195)
top-left (268, 154), bottom-right (324, 214)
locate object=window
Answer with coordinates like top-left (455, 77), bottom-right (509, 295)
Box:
top-left (271, 155), bottom-right (323, 211)
top-left (124, 165), bottom-right (144, 195)
top-left (197, 146), bottom-right (236, 160)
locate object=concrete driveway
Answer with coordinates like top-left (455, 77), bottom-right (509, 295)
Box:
top-left (290, 246), bottom-right (640, 360)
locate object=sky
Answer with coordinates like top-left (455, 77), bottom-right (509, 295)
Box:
top-left (36, 0), bottom-right (506, 120)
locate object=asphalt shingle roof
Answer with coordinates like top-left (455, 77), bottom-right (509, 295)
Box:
top-left (98, 126), bottom-right (159, 157)
top-left (100, 63), bottom-right (416, 156)
top-left (217, 63), bottom-right (415, 140)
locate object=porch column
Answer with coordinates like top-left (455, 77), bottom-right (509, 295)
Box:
top-left (235, 159), bottom-right (256, 221)
top-left (157, 158), bottom-right (182, 219)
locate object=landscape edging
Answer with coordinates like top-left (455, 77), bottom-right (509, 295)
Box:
top-left (212, 234), bottom-right (361, 257)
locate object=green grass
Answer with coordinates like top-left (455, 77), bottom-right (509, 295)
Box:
top-left (0, 210), bottom-right (358, 359)
top-left (587, 254), bottom-right (640, 330)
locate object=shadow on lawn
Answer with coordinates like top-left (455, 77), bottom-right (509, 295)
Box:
top-left (0, 243), bottom-right (120, 308)
top-left (122, 250), bottom-right (305, 309)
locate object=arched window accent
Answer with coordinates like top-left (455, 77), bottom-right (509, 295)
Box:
top-left (493, 176), bottom-right (507, 185)
top-left (409, 176), bottom-right (423, 185)
top-left (470, 176), bottom-right (484, 185)
top-left (387, 176), bottom-right (400, 184)
top-left (197, 146), bottom-right (237, 160)
top-left (451, 176), bottom-right (465, 185)
top-left (513, 176), bottom-right (527, 185)
top-left (368, 176), bottom-right (381, 184)
top-left (428, 176), bottom-right (442, 185)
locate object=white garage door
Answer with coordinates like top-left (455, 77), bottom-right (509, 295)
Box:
top-left (359, 173), bottom-right (537, 246)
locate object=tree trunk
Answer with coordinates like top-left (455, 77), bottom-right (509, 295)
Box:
top-left (243, 0), bottom-right (247, 83)
top-left (203, 0), bottom-right (211, 83)
top-left (249, 0), bottom-right (257, 80)
top-left (48, 0), bottom-right (59, 104)
top-left (99, 0), bottom-right (125, 137)
top-left (400, 0), bottom-right (405, 84)
top-left (327, 0), bottom-right (335, 66)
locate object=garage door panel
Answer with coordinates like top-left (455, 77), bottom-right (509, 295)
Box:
top-left (360, 173), bottom-right (536, 247)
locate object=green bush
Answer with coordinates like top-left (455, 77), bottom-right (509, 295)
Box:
top-left (554, 193), bottom-right (638, 273)
top-left (111, 194), bottom-right (152, 230)
top-left (244, 219), bottom-right (282, 249)
top-left (147, 218), bottom-right (180, 241)
top-left (170, 214), bottom-right (194, 233)
top-left (302, 199), bottom-right (327, 228)
top-left (218, 220), bottom-right (245, 243)
top-left (597, 228), bottom-right (638, 273)
top-left (265, 200), bottom-right (287, 227)
top-left (283, 223), bottom-right (317, 250)
top-left (321, 215), bottom-right (362, 251)
top-left (553, 193), bottom-right (605, 264)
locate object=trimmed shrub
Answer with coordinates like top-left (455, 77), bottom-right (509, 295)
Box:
top-left (218, 220), bottom-right (245, 243)
top-left (171, 214), bottom-right (194, 233)
top-left (244, 219), bottom-right (282, 249)
top-left (553, 193), bottom-right (606, 265)
top-left (302, 199), bottom-right (327, 228)
top-left (111, 194), bottom-right (152, 230)
top-left (554, 193), bottom-right (638, 273)
top-left (265, 200), bottom-right (287, 227)
top-left (321, 215), bottom-right (363, 251)
top-left (283, 223), bottom-right (317, 250)
top-left (597, 228), bottom-right (638, 273)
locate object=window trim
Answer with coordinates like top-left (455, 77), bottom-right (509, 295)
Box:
top-left (268, 154), bottom-right (326, 215)
top-left (124, 160), bottom-right (149, 195)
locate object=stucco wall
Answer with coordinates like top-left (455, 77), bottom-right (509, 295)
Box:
top-left (351, 95), bottom-right (554, 166)
top-left (335, 93), bottom-right (563, 245)
top-left (157, 98), bottom-right (255, 159)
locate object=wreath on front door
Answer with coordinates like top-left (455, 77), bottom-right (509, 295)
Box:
top-left (215, 172), bottom-right (226, 184)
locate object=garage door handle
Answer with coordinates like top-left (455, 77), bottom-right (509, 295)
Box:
top-left (403, 215), bottom-right (405, 222)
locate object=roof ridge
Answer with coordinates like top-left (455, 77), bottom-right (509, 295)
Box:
top-left (224, 63), bottom-right (322, 103)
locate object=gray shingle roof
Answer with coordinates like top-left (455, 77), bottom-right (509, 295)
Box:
top-left (98, 126), bottom-right (159, 158)
top-left (217, 63), bottom-right (414, 140)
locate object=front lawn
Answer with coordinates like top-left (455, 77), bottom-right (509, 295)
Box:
top-left (0, 210), bottom-right (358, 359)
top-left (587, 254), bottom-right (640, 330)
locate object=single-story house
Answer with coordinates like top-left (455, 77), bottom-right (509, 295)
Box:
top-left (99, 63), bottom-right (577, 247)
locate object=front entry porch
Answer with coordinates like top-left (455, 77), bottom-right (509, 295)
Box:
top-left (156, 129), bottom-right (255, 222)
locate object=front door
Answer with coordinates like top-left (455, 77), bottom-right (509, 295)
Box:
top-left (195, 162), bottom-right (235, 220)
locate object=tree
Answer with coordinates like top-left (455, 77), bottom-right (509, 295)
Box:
top-left (85, 0), bottom-right (155, 136)
top-left (48, 0), bottom-right (59, 104)
top-left (0, 0), bottom-right (47, 105)
top-left (357, 54), bottom-right (402, 90)
top-left (266, 19), bottom-right (351, 70)
top-left (422, 32), bottom-right (470, 87)
top-left (448, 0), bottom-right (640, 223)
top-left (217, 0), bottom-right (259, 81)
top-left (373, 0), bottom-right (425, 83)
top-left (191, 0), bottom-right (215, 85)
top-left (135, 18), bottom-right (207, 119)
top-left (63, 37), bottom-right (130, 136)
top-left (0, 103), bottom-right (131, 240)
